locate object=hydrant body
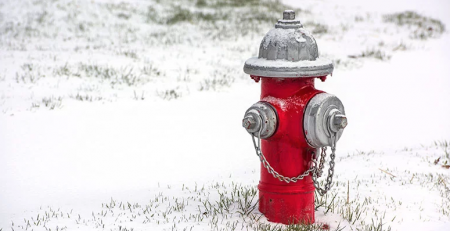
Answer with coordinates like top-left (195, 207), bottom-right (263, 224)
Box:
top-left (242, 10), bottom-right (347, 225)
top-left (258, 77), bottom-right (321, 224)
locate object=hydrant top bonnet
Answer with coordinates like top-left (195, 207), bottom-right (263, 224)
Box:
top-left (244, 10), bottom-right (333, 78)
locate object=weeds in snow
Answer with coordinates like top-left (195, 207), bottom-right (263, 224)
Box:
top-left (157, 88), bottom-right (183, 100)
top-left (1, 0), bottom-right (444, 112)
top-left (31, 96), bottom-right (63, 110)
top-left (434, 140), bottom-right (450, 168)
top-left (303, 22), bottom-right (329, 36)
top-left (7, 182), bottom-right (347, 231)
top-left (71, 93), bottom-right (103, 102)
top-left (15, 63), bottom-right (43, 83)
top-left (6, 143), bottom-right (450, 230)
top-left (383, 11), bottom-right (445, 40)
top-left (348, 49), bottom-right (391, 61)
top-left (199, 70), bottom-right (234, 91)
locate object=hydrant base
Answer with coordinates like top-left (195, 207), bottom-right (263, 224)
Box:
top-left (258, 184), bottom-right (315, 225)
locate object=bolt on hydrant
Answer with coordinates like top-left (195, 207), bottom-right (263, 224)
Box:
top-left (242, 10), bottom-right (348, 225)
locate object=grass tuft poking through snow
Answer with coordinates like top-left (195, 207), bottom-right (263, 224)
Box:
top-left (1, 0), bottom-right (445, 112)
top-left (5, 142), bottom-right (450, 230)
top-left (383, 11), bottom-right (446, 40)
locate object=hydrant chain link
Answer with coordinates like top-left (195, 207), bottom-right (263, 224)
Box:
top-left (251, 115), bottom-right (316, 184)
top-left (250, 112), bottom-right (338, 195)
top-left (316, 147), bottom-right (327, 178)
top-left (312, 133), bottom-right (337, 196)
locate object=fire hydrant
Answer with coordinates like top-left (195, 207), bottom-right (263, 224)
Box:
top-left (242, 10), bottom-right (348, 225)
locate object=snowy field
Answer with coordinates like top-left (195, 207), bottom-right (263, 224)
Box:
top-left (1, 0), bottom-right (450, 230)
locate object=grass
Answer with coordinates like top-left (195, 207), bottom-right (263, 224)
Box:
top-left (5, 182), bottom-right (343, 231)
top-left (4, 142), bottom-right (450, 230)
top-left (0, 0), bottom-right (446, 114)
top-left (31, 96), bottom-right (63, 110)
top-left (434, 140), bottom-right (450, 168)
top-left (199, 70), bottom-right (235, 91)
top-left (303, 22), bottom-right (329, 36)
top-left (1, 182), bottom-right (387, 231)
top-left (348, 49), bottom-right (391, 61)
top-left (145, 0), bottom-right (297, 25)
top-left (16, 63), bottom-right (43, 83)
top-left (1, 0), bottom-right (304, 112)
top-left (55, 63), bottom-right (163, 87)
top-left (383, 11), bottom-right (446, 40)
top-left (71, 93), bottom-right (103, 102)
top-left (157, 88), bottom-right (183, 100)
top-left (163, 6), bottom-right (231, 25)
top-left (195, 0), bottom-right (290, 12)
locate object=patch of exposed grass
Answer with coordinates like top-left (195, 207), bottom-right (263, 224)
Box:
top-left (55, 63), bottom-right (163, 87)
top-left (15, 63), bottom-right (44, 83)
top-left (71, 93), bottom-right (103, 102)
top-left (199, 70), bottom-right (234, 91)
top-left (348, 49), bottom-right (391, 61)
top-left (144, 1), bottom-right (294, 43)
top-left (119, 50), bottom-right (138, 59)
top-left (166, 6), bottom-right (194, 24)
top-left (0, 0), bottom-right (314, 109)
top-left (148, 0), bottom-right (302, 27)
top-left (9, 143), bottom-right (450, 230)
top-left (383, 11), bottom-right (445, 39)
top-left (303, 22), bottom-right (328, 36)
top-left (31, 96), bottom-right (63, 110)
top-left (434, 140), bottom-right (450, 168)
top-left (165, 6), bottom-right (230, 25)
top-left (157, 88), bottom-right (183, 100)
top-left (7, 181), bottom-right (346, 231)
top-left (196, 0), bottom-right (282, 10)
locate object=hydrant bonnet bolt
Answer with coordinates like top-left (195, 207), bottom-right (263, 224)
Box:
top-left (283, 10), bottom-right (295, 20)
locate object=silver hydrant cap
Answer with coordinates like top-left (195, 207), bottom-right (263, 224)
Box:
top-left (244, 10), bottom-right (334, 78)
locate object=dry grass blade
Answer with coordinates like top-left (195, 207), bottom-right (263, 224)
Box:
top-left (378, 168), bottom-right (396, 178)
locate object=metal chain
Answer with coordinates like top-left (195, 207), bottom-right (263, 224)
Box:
top-left (251, 129), bottom-right (316, 183)
top-left (249, 115), bottom-right (337, 195)
top-left (315, 147), bottom-right (327, 178)
top-left (312, 133), bottom-right (337, 196)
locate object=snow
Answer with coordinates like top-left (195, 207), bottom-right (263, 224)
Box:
top-left (262, 96), bottom-right (288, 111)
top-left (0, 0), bottom-right (450, 230)
top-left (245, 57), bottom-right (332, 68)
top-left (262, 28), bottom-right (295, 49)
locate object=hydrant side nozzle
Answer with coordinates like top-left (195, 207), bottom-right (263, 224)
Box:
top-left (304, 93), bottom-right (346, 148)
top-left (243, 102), bottom-right (278, 139)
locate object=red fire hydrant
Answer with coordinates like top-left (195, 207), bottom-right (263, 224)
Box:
top-left (242, 10), bottom-right (348, 225)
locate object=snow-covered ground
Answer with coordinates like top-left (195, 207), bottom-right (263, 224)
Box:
top-left (1, 0), bottom-right (449, 230)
